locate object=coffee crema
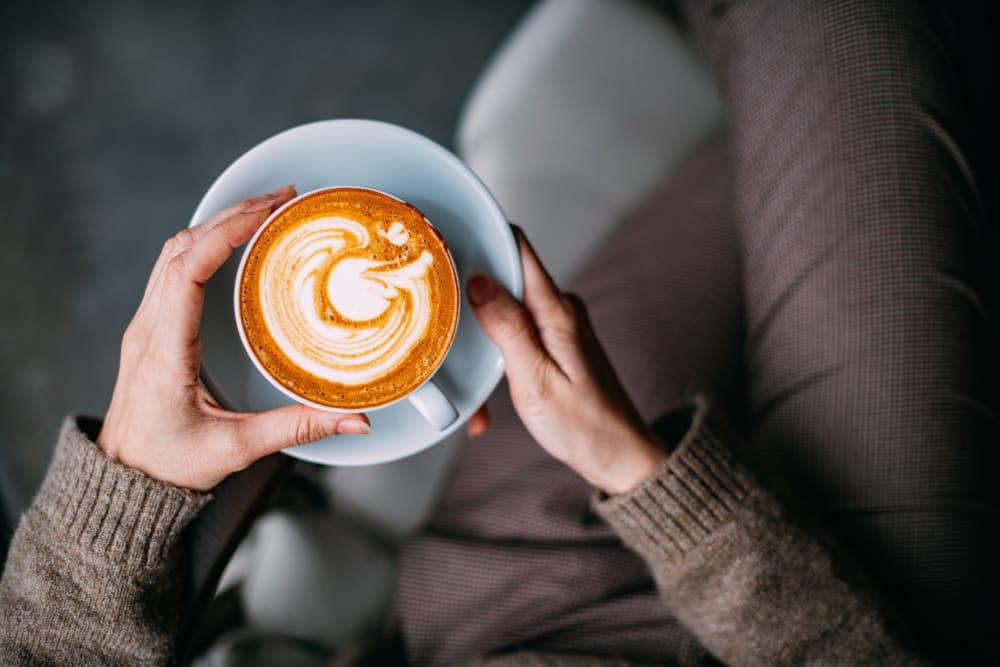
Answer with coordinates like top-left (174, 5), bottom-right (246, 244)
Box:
top-left (238, 187), bottom-right (459, 410)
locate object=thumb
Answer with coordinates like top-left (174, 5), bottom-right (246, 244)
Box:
top-left (236, 404), bottom-right (370, 460)
top-left (467, 273), bottom-right (549, 380)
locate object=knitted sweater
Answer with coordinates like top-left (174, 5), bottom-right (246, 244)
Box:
top-left (0, 402), bottom-right (926, 666)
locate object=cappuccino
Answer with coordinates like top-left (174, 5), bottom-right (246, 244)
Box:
top-left (238, 187), bottom-right (459, 410)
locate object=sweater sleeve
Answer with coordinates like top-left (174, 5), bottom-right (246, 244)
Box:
top-left (0, 416), bottom-right (210, 666)
top-left (593, 398), bottom-right (928, 667)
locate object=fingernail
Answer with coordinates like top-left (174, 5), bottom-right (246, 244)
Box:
top-left (269, 184), bottom-right (295, 196)
top-left (244, 198), bottom-right (275, 213)
top-left (336, 419), bottom-right (371, 435)
top-left (468, 274), bottom-right (497, 305)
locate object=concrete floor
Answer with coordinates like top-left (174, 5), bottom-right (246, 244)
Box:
top-left (0, 0), bottom-right (534, 522)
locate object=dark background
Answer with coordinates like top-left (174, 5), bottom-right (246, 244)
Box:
top-left (0, 0), bottom-right (534, 531)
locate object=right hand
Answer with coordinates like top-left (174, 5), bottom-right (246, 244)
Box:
top-left (98, 186), bottom-right (371, 492)
top-left (466, 229), bottom-right (667, 496)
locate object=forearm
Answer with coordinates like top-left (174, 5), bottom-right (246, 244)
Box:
top-left (595, 399), bottom-right (927, 666)
top-left (0, 417), bottom-right (209, 666)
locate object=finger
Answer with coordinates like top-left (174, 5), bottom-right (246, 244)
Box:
top-left (184, 207), bottom-right (276, 283)
top-left (190, 186), bottom-right (297, 245)
top-left (512, 227), bottom-right (566, 325)
top-left (196, 184), bottom-right (296, 232)
top-left (468, 403), bottom-right (490, 437)
top-left (149, 187), bottom-right (297, 295)
top-left (467, 272), bottom-right (558, 382)
top-left (135, 188), bottom-right (296, 326)
top-left (235, 404), bottom-right (370, 462)
top-left (156, 208), bottom-right (273, 349)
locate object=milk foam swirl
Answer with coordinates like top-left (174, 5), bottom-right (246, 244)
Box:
top-left (258, 216), bottom-right (436, 387)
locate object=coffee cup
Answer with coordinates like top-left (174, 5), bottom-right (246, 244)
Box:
top-left (233, 186), bottom-right (460, 430)
top-left (193, 119), bottom-right (521, 466)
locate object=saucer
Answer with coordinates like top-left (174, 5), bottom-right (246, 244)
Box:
top-left (189, 119), bottom-right (521, 466)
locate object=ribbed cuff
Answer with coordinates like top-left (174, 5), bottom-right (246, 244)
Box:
top-left (594, 397), bottom-right (753, 566)
top-left (34, 416), bottom-right (211, 569)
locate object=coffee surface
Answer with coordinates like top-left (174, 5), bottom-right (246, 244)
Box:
top-left (239, 187), bottom-right (459, 409)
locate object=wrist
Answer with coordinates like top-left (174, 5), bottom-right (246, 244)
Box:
top-left (580, 431), bottom-right (668, 496)
top-left (95, 412), bottom-right (123, 459)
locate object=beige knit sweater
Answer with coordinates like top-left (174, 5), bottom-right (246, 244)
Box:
top-left (0, 402), bottom-right (927, 666)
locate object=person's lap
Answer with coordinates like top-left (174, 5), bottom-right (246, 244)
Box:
top-left (397, 0), bottom-right (998, 664)
top-left (395, 136), bottom-right (740, 666)
top-left (676, 0), bottom-right (999, 660)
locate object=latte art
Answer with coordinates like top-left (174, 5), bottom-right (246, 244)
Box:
top-left (262, 217), bottom-right (435, 386)
top-left (238, 188), bottom-right (459, 410)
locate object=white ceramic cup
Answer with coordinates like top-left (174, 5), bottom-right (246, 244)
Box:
top-left (193, 119), bottom-right (521, 466)
top-left (232, 186), bottom-right (460, 430)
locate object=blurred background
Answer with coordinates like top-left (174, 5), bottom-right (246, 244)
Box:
top-left (0, 0), bottom-right (535, 529)
top-left (3, 0), bottom-right (997, 662)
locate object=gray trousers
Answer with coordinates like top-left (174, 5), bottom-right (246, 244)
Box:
top-left (395, 1), bottom-right (999, 664)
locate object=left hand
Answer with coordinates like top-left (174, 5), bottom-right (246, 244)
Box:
top-left (98, 185), bottom-right (371, 491)
top-left (465, 229), bottom-right (666, 495)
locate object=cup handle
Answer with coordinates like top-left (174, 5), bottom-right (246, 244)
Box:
top-left (408, 379), bottom-right (459, 430)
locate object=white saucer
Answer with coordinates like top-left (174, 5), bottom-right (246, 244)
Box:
top-left (189, 119), bottom-right (521, 466)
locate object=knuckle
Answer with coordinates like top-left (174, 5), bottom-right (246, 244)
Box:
top-left (289, 415), bottom-right (324, 446)
top-left (174, 227), bottom-right (196, 249)
top-left (558, 303), bottom-right (579, 331)
top-left (560, 293), bottom-right (588, 332)
top-left (543, 294), bottom-right (579, 339)
top-left (533, 362), bottom-right (558, 402)
top-left (495, 306), bottom-right (533, 343)
top-left (121, 322), bottom-right (139, 345)
top-left (162, 228), bottom-right (194, 257)
top-left (214, 215), bottom-right (245, 245)
top-left (165, 253), bottom-right (188, 284)
top-left (120, 324), bottom-right (142, 354)
top-left (160, 237), bottom-right (179, 258)
top-left (512, 360), bottom-right (558, 414)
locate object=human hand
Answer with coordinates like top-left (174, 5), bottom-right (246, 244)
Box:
top-left (466, 229), bottom-right (666, 496)
top-left (97, 185), bottom-right (371, 491)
